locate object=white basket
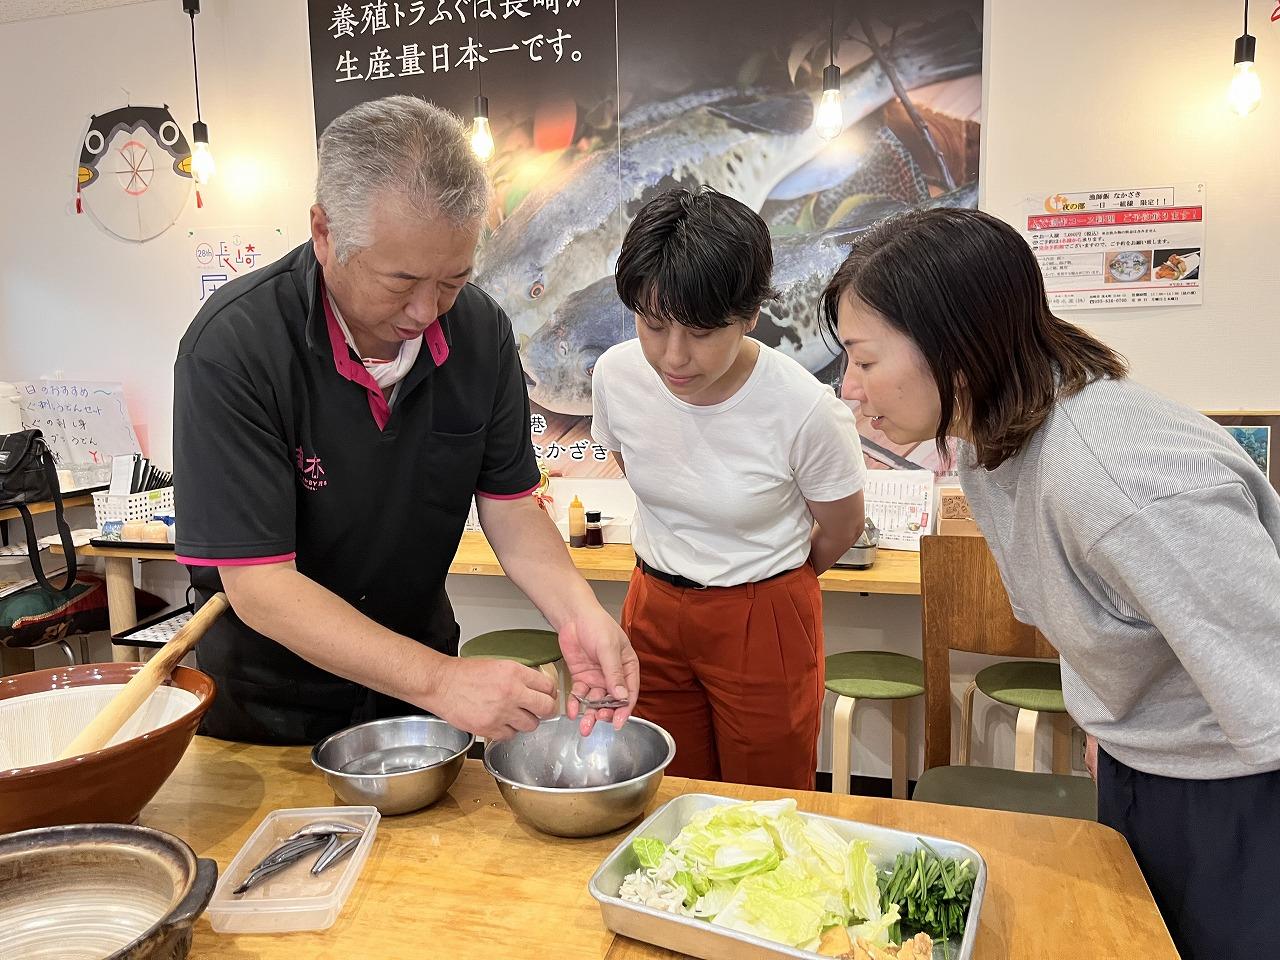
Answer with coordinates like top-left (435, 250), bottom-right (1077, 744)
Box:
top-left (93, 487), bottom-right (175, 529)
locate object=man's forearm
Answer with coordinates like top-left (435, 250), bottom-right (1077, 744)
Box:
top-left (221, 564), bottom-right (446, 707)
top-left (478, 496), bottom-right (598, 631)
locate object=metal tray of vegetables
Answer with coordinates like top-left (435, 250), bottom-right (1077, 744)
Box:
top-left (588, 794), bottom-right (984, 960)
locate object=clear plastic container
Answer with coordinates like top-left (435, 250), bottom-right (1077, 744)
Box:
top-left (206, 805), bottom-right (380, 934)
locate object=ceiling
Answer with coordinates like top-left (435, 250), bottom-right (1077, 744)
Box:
top-left (0, 0), bottom-right (156, 25)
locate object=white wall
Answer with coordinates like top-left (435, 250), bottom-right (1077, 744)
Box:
top-left (0, 0), bottom-right (317, 466)
top-left (3, 0), bottom-right (1277, 776)
top-left (982, 1), bottom-right (1280, 404)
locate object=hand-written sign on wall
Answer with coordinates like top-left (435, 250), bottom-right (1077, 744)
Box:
top-left (16, 381), bottom-right (141, 475)
top-left (190, 227), bottom-right (289, 305)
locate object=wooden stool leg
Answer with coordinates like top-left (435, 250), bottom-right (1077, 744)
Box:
top-left (891, 698), bottom-right (910, 800)
top-left (105, 556), bottom-right (140, 663)
top-left (539, 659), bottom-right (566, 713)
top-left (831, 695), bottom-right (857, 795)
top-left (1014, 708), bottom-right (1041, 772)
top-left (959, 681), bottom-right (978, 766)
top-left (1051, 713), bottom-right (1072, 775)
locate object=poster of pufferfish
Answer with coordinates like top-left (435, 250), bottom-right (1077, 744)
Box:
top-left (75, 105), bottom-right (194, 243)
top-left (307, 0), bottom-right (981, 478)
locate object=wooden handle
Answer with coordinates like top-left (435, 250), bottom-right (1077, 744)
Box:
top-left (56, 593), bottom-right (230, 761)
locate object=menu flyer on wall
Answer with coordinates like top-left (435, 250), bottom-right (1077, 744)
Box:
top-left (1022, 182), bottom-right (1205, 310)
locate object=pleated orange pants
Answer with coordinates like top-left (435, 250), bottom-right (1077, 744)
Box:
top-left (621, 564), bottom-right (824, 790)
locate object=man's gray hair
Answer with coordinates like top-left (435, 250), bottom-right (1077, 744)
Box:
top-left (316, 95), bottom-right (492, 262)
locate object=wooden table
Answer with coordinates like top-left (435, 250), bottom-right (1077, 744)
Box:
top-left (52, 534), bottom-right (921, 663)
top-left (145, 737), bottom-right (1175, 960)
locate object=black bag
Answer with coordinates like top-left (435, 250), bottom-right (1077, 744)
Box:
top-left (0, 430), bottom-right (78, 592)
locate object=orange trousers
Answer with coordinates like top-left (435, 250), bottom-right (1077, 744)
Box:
top-left (621, 564), bottom-right (825, 790)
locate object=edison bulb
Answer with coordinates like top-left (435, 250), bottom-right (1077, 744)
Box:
top-left (471, 116), bottom-right (495, 161)
top-left (1229, 60), bottom-right (1261, 115)
top-left (815, 88), bottom-right (843, 141)
top-left (191, 141), bottom-right (216, 183)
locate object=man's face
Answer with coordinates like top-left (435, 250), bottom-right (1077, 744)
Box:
top-left (311, 194), bottom-right (480, 359)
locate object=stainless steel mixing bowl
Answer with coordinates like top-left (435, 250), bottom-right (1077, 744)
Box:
top-left (484, 716), bottom-right (676, 838)
top-left (312, 715), bottom-right (474, 815)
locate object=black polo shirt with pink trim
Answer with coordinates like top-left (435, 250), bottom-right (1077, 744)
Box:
top-left (173, 241), bottom-right (539, 744)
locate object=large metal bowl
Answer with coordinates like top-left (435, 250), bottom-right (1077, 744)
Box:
top-left (311, 715), bottom-right (473, 815)
top-left (484, 716), bottom-right (675, 838)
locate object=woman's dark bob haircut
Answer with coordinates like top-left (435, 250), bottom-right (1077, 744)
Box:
top-left (822, 207), bottom-right (1127, 468)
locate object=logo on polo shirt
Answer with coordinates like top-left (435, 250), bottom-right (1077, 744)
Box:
top-left (295, 446), bottom-right (327, 492)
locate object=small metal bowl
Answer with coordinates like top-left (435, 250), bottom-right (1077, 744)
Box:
top-left (311, 716), bottom-right (474, 816)
top-left (484, 716), bottom-right (675, 838)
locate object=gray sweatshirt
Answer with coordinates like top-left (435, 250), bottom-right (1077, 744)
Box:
top-left (959, 377), bottom-right (1280, 779)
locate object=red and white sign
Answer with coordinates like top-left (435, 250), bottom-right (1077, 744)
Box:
top-left (1021, 183), bottom-right (1206, 310)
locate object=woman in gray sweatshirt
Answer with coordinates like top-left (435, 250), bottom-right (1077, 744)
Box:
top-left (822, 207), bottom-right (1279, 960)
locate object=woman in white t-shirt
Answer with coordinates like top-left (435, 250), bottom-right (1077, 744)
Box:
top-left (591, 187), bottom-right (867, 789)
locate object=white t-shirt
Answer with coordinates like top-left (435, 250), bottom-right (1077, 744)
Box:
top-left (591, 339), bottom-right (866, 586)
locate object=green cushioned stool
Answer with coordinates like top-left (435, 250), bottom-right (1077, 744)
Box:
top-left (460, 629), bottom-right (566, 712)
top-left (826, 651), bottom-right (924, 800)
top-left (461, 628), bottom-right (562, 667)
top-left (962, 659), bottom-right (1070, 773)
top-left (912, 765), bottom-right (1097, 821)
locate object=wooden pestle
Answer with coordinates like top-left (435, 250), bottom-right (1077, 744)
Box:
top-left (56, 593), bottom-right (229, 761)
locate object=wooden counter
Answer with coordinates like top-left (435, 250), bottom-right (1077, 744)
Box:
top-left (54, 534), bottom-right (921, 595)
top-left (144, 737), bottom-right (1175, 960)
top-left (51, 533), bottom-right (920, 663)
top-left (454, 534), bottom-right (923, 595)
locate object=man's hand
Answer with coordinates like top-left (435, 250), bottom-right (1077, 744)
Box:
top-left (427, 656), bottom-right (558, 741)
top-left (1084, 733), bottom-right (1098, 781)
top-left (477, 493), bottom-right (642, 737)
top-left (560, 612), bottom-right (640, 736)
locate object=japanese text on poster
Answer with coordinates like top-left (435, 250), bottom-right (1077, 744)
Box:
top-left (1021, 182), bottom-right (1205, 310)
top-left (326, 0), bottom-right (584, 84)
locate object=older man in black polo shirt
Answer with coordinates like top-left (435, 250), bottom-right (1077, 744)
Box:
top-left (173, 95), bottom-right (638, 745)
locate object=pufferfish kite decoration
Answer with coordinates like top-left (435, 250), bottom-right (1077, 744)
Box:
top-left (76, 105), bottom-right (196, 243)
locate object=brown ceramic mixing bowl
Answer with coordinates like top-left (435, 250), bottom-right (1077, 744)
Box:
top-left (0, 663), bottom-right (215, 834)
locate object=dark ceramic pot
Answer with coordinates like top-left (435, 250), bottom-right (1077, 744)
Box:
top-left (0, 822), bottom-right (217, 958)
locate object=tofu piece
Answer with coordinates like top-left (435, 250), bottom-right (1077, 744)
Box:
top-left (818, 925), bottom-right (854, 957)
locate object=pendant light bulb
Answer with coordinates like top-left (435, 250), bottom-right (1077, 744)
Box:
top-left (471, 95), bottom-right (495, 162)
top-left (815, 64), bottom-right (843, 141)
top-left (1229, 39), bottom-right (1261, 115)
top-left (191, 120), bottom-right (216, 183)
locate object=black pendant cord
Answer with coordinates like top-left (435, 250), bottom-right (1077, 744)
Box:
top-left (189, 11), bottom-right (203, 123)
top-left (829, 0), bottom-right (836, 67)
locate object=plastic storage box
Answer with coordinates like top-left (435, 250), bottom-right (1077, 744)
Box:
top-left (206, 805), bottom-right (380, 934)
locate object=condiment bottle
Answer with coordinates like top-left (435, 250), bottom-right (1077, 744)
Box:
top-left (568, 495), bottom-right (587, 548)
top-left (585, 510), bottom-right (604, 549)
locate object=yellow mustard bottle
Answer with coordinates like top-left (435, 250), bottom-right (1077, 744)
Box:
top-left (568, 495), bottom-right (587, 548)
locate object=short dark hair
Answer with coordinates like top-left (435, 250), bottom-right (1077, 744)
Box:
top-left (822, 207), bottom-right (1128, 469)
top-left (615, 187), bottom-right (779, 329)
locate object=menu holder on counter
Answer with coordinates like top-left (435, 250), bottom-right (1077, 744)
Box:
top-left (863, 470), bottom-right (935, 551)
